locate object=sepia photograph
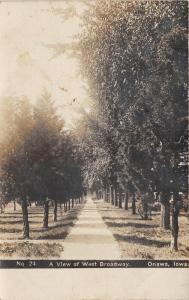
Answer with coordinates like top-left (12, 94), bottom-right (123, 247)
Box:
top-left (0, 0), bottom-right (188, 265)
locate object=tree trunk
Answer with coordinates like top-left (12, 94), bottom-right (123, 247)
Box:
top-left (110, 186), bottom-right (114, 205)
top-left (68, 199), bottom-right (71, 210)
top-left (60, 203), bottom-right (63, 216)
top-left (171, 192), bottom-right (179, 251)
top-left (102, 189), bottom-right (105, 201)
top-left (14, 200), bottom-right (16, 211)
top-left (125, 191), bottom-right (129, 210)
top-left (105, 188), bottom-right (108, 202)
top-left (21, 200), bottom-right (29, 239)
top-left (114, 187), bottom-right (118, 206)
top-left (72, 198), bottom-right (74, 208)
top-left (43, 200), bottom-right (49, 229)
top-left (107, 188), bottom-right (110, 203)
top-left (54, 200), bottom-right (57, 222)
top-left (143, 202), bottom-right (148, 220)
top-left (171, 208), bottom-right (179, 251)
top-left (64, 202), bottom-right (67, 212)
top-left (132, 192), bottom-right (136, 214)
top-left (108, 186), bottom-right (111, 203)
top-left (161, 203), bottom-right (170, 229)
top-left (160, 192), bottom-right (170, 229)
top-left (118, 188), bottom-right (122, 208)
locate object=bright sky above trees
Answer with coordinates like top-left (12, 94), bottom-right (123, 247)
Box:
top-left (0, 1), bottom-right (90, 128)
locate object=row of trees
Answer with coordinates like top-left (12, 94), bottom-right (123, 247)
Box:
top-left (0, 93), bottom-right (84, 238)
top-left (77, 1), bottom-right (188, 250)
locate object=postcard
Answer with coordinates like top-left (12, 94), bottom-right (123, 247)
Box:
top-left (0, 1), bottom-right (188, 299)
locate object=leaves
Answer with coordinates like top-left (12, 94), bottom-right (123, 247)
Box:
top-left (0, 93), bottom-right (84, 204)
top-left (78, 1), bottom-right (187, 196)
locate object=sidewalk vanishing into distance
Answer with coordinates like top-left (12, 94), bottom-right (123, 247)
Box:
top-left (62, 196), bottom-right (121, 259)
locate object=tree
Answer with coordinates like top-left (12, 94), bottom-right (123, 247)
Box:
top-left (52, 131), bottom-right (84, 216)
top-left (0, 97), bottom-right (34, 238)
top-left (78, 1), bottom-right (187, 249)
top-left (31, 91), bottom-right (63, 228)
top-left (0, 91), bottom-right (85, 237)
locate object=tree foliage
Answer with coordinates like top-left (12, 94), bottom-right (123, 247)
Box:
top-left (77, 0), bottom-right (188, 249)
top-left (0, 93), bottom-right (84, 237)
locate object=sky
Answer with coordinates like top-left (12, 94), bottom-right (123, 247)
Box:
top-left (0, 1), bottom-right (90, 129)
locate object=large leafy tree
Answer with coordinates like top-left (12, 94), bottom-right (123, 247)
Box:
top-left (0, 92), bottom-right (84, 237)
top-left (0, 97), bottom-right (35, 238)
top-left (78, 0), bottom-right (188, 250)
top-left (31, 92), bottom-right (63, 228)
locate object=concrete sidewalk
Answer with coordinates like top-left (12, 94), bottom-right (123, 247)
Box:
top-left (61, 196), bottom-right (121, 259)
